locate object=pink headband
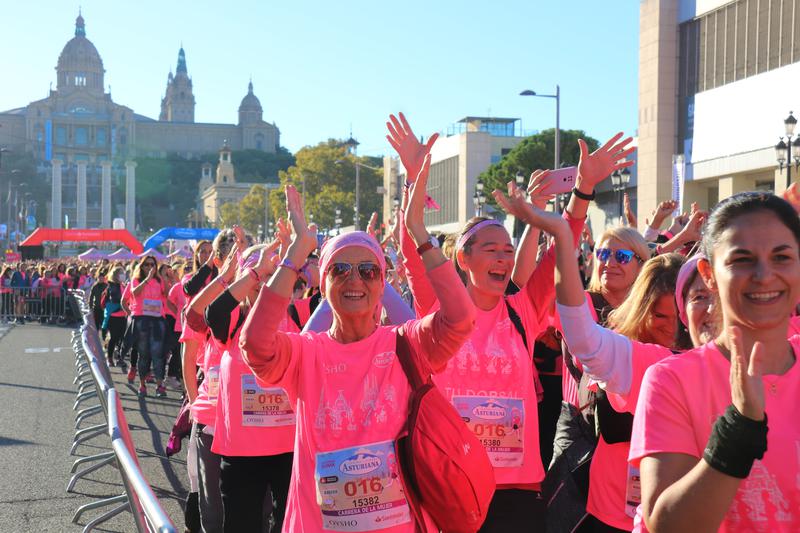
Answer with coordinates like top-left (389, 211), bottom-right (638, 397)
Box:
top-left (456, 219), bottom-right (505, 251)
top-left (319, 232), bottom-right (386, 293)
top-left (676, 254), bottom-right (704, 327)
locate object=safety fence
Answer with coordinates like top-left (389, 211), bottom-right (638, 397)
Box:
top-left (0, 286), bottom-right (77, 323)
top-left (66, 290), bottom-right (176, 533)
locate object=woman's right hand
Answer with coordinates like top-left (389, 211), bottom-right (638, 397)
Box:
top-left (219, 241), bottom-right (239, 283)
top-left (285, 184), bottom-right (318, 257)
top-left (386, 112), bottom-right (439, 184)
top-left (405, 153), bottom-right (432, 246)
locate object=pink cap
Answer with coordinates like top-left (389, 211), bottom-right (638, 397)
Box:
top-left (319, 232), bottom-right (385, 293)
top-left (676, 254), bottom-right (704, 327)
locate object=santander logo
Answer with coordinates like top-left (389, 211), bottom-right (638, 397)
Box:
top-left (473, 401), bottom-right (506, 420)
top-left (340, 453), bottom-right (382, 475)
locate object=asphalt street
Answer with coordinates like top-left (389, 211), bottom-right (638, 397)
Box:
top-left (0, 323), bottom-right (189, 532)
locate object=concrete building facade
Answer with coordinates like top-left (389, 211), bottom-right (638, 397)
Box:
top-left (638, 0), bottom-right (800, 221)
top-left (0, 13), bottom-right (281, 231)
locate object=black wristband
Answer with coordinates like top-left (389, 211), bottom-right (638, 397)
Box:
top-left (703, 404), bottom-right (768, 479)
top-left (571, 187), bottom-right (595, 201)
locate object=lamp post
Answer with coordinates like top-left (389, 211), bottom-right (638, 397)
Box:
top-left (475, 178), bottom-right (486, 217)
top-left (611, 168), bottom-right (631, 223)
top-left (521, 85), bottom-right (561, 212)
top-left (335, 207), bottom-right (342, 235)
top-left (520, 85), bottom-right (560, 171)
top-left (775, 111), bottom-right (800, 190)
top-left (336, 151), bottom-right (381, 231)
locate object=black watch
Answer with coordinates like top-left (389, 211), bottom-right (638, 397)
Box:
top-left (571, 187), bottom-right (595, 201)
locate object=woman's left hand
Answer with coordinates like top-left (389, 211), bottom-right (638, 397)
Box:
top-left (576, 132), bottom-right (635, 191)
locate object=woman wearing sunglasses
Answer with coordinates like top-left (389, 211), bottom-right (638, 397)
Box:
top-left (241, 158), bottom-right (476, 532)
top-left (123, 254), bottom-right (170, 398)
top-left (389, 112), bottom-right (633, 531)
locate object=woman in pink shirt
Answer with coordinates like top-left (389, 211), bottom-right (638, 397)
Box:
top-left (629, 192), bottom-right (800, 532)
top-left (200, 241), bottom-right (296, 533)
top-left (390, 111), bottom-right (633, 532)
top-left (127, 255), bottom-right (170, 398)
top-left (241, 172), bottom-right (476, 532)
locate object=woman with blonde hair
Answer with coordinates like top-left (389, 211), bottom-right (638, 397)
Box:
top-left (586, 226), bottom-right (650, 309)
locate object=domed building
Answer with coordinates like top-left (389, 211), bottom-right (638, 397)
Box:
top-left (0, 12), bottom-right (281, 232)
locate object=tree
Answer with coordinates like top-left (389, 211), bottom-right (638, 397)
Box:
top-left (477, 129), bottom-right (600, 206)
top-left (268, 140), bottom-right (383, 233)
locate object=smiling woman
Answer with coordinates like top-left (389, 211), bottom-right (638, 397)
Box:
top-left (630, 192), bottom-right (800, 532)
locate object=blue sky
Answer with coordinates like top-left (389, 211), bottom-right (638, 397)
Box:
top-left (1, 1), bottom-right (640, 156)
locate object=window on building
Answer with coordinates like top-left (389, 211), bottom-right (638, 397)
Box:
top-left (74, 74), bottom-right (87, 86)
top-left (75, 127), bottom-right (88, 146)
top-left (56, 126), bottom-right (67, 147)
top-left (96, 128), bottom-right (107, 147)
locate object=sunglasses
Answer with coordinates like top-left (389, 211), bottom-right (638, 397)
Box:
top-left (595, 247), bottom-right (641, 265)
top-left (327, 262), bottom-right (382, 282)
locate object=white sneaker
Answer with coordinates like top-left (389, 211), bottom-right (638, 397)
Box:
top-left (164, 376), bottom-right (182, 390)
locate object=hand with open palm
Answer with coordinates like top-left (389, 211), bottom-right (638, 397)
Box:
top-left (386, 112), bottom-right (439, 184)
top-left (576, 132), bottom-right (635, 192)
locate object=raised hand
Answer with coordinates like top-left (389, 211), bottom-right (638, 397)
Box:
top-left (254, 240), bottom-right (282, 279)
top-left (219, 240), bottom-right (240, 283)
top-left (576, 132), bottom-right (635, 190)
top-left (275, 217), bottom-right (292, 250)
top-left (647, 199), bottom-right (678, 228)
top-left (526, 170), bottom-right (557, 210)
top-left (623, 193), bottom-right (637, 227)
top-left (386, 112), bottom-right (439, 184)
top-left (366, 212), bottom-right (379, 241)
top-left (782, 182), bottom-right (800, 213)
top-left (679, 209), bottom-right (706, 243)
top-left (493, 181), bottom-right (567, 236)
top-left (285, 184), bottom-right (318, 256)
top-left (728, 326), bottom-right (765, 421)
top-left (405, 154), bottom-right (432, 245)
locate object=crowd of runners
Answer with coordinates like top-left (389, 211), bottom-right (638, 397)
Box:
top-left (12, 112), bottom-right (798, 532)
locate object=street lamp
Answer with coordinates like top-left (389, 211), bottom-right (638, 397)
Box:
top-left (515, 171), bottom-right (526, 189)
top-left (775, 111), bottom-right (800, 189)
top-left (520, 85), bottom-right (561, 171)
top-left (611, 168), bottom-right (631, 222)
top-left (474, 178), bottom-right (487, 217)
top-left (335, 207), bottom-right (342, 235)
top-left (335, 153), bottom-right (382, 231)
top-left (392, 196), bottom-right (400, 210)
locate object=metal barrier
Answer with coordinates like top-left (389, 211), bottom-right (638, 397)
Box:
top-left (67, 290), bottom-right (176, 533)
top-left (0, 286), bottom-right (73, 323)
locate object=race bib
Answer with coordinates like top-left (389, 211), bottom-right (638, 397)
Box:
top-left (142, 298), bottom-right (162, 317)
top-left (453, 396), bottom-right (525, 467)
top-left (241, 374), bottom-right (295, 427)
top-left (315, 440), bottom-right (410, 531)
top-left (625, 464), bottom-right (641, 518)
top-left (207, 366), bottom-right (220, 403)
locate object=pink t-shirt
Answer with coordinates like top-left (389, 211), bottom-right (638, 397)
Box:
top-left (190, 339), bottom-right (223, 427)
top-left (586, 341), bottom-right (672, 530)
top-left (630, 338), bottom-right (800, 532)
top-left (241, 260), bottom-right (474, 533)
top-left (168, 283), bottom-right (187, 333)
top-left (258, 323), bottom-right (440, 532)
top-left (211, 310), bottom-right (298, 457)
top-left (126, 278), bottom-right (167, 318)
top-left (433, 293), bottom-right (545, 487)
top-left (789, 316), bottom-right (800, 337)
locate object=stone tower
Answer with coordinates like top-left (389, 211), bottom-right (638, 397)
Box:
top-left (216, 141), bottom-right (235, 184)
top-left (159, 47), bottom-right (195, 122)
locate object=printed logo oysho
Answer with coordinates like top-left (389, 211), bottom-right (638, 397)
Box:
top-left (473, 401), bottom-right (506, 420)
top-left (340, 453), bottom-right (382, 475)
top-left (372, 352), bottom-right (395, 368)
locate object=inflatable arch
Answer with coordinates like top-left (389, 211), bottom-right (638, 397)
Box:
top-left (20, 228), bottom-right (143, 254)
top-left (143, 227), bottom-right (220, 251)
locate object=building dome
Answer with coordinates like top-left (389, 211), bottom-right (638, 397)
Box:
top-left (56, 12), bottom-right (105, 93)
top-left (239, 81), bottom-right (262, 111)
